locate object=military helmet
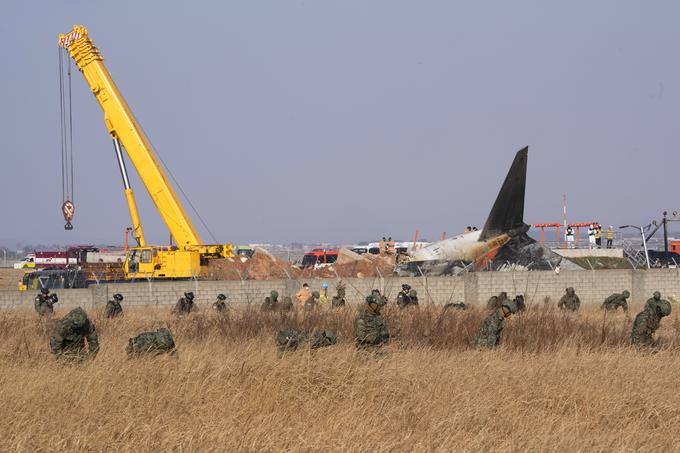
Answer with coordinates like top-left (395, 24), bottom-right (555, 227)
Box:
top-left (217, 294), bottom-right (226, 301)
top-left (566, 287), bottom-right (574, 294)
top-left (184, 291), bottom-right (194, 300)
top-left (40, 287), bottom-right (49, 295)
top-left (653, 291), bottom-right (661, 300)
top-left (657, 300), bottom-right (672, 317)
top-left (271, 290), bottom-right (279, 299)
top-left (323, 330), bottom-right (338, 344)
top-left (312, 290), bottom-right (320, 298)
top-left (365, 295), bottom-right (375, 304)
top-left (68, 307), bottom-right (89, 327)
top-left (113, 293), bottom-right (123, 301)
top-left (402, 284), bottom-right (411, 290)
top-left (622, 290), bottom-right (630, 298)
top-left (502, 299), bottom-right (519, 314)
top-left (371, 289), bottom-right (381, 295)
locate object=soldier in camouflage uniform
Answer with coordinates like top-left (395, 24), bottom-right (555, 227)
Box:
top-left (127, 328), bottom-right (178, 358)
top-left (354, 292), bottom-right (390, 349)
top-left (557, 287), bottom-right (580, 311)
top-left (396, 284), bottom-right (413, 309)
top-left (631, 292), bottom-right (671, 346)
top-left (105, 293), bottom-right (124, 318)
top-left (602, 290), bottom-right (630, 312)
top-left (49, 307), bottom-right (99, 361)
top-left (275, 329), bottom-right (337, 357)
top-left (304, 291), bottom-right (320, 311)
top-left (444, 302), bottom-right (468, 311)
top-left (173, 292), bottom-right (197, 315)
top-left (280, 296), bottom-right (294, 312)
top-left (332, 281), bottom-right (347, 307)
top-left (34, 288), bottom-right (58, 317)
top-left (212, 294), bottom-right (227, 312)
top-left (473, 298), bottom-right (519, 348)
top-left (261, 290), bottom-right (280, 311)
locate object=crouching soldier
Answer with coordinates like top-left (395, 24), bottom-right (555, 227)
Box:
top-left (212, 294), bottom-right (227, 312)
top-left (127, 328), bottom-right (178, 358)
top-left (631, 292), bottom-right (672, 346)
top-left (304, 291), bottom-right (321, 311)
top-left (261, 290), bottom-right (280, 311)
top-left (275, 329), bottom-right (337, 357)
top-left (173, 292), bottom-right (197, 315)
top-left (602, 290), bottom-right (630, 312)
top-left (558, 287), bottom-right (580, 312)
top-left (35, 288), bottom-right (58, 317)
top-left (473, 299), bottom-right (519, 348)
top-left (332, 281), bottom-right (347, 307)
top-left (354, 293), bottom-right (390, 350)
top-left (50, 307), bottom-right (99, 362)
top-left (105, 293), bottom-right (124, 318)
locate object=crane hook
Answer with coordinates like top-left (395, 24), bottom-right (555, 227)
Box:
top-left (62, 200), bottom-right (75, 230)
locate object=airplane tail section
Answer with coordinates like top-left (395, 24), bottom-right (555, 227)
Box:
top-left (479, 147), bottom-right (528, 241)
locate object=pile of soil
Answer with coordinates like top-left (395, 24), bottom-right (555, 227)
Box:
top-left (205, 248), bottom-right (397, 281)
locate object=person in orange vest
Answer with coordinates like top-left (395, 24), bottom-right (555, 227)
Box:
top-left (295, 283), bottom-right (312, 308)
top-left (606, 226), bottom-right (615, 248)
top-left (378, 237), bottom-right (386, 256)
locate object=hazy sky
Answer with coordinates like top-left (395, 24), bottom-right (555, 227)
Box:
top-left (2, 1), bottom-right (679, 247)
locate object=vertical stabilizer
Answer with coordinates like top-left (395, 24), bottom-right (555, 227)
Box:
top-left (479, 147), bottom-right (528, 241)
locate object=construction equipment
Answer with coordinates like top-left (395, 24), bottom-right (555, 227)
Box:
top-left (58, 25), bottom-right (233, 280)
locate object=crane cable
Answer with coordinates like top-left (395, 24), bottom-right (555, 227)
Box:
top-left (58, 46), bottom-right (75, 230)
top-left (139, 123), bottom-right (219, 244)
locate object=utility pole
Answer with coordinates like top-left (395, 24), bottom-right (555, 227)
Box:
top-left (663, 211), bottom-right (669, 265)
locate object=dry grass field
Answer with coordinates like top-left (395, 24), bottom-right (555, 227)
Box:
top-left (2, 303), bottom-right (680, 452)
top-left (0, 268), bottom-right (23, 290)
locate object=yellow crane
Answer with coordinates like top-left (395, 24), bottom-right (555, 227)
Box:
top-left (58, 25), bottom-right (233, 279)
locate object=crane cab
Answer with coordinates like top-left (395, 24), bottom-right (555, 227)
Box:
top-left (124, 246), bottom-right (201, 279)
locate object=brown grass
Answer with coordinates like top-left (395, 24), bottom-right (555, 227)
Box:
top-left (2, 303), bottom-right (680, 451)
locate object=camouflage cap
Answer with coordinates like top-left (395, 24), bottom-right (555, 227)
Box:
top-left (502, 299), bottom-right (519, 314)
top-left (67, 307), bottom-right (89, 327)
top-left (371, 289), bottom-right (381, 295)
top-left (312, 290), bottom-right (320, 298)
top-left (41, 287), bottom-right (50, 295)
top-left (622, 290), bottom-right (630, 298)
top-left (113, 293), bottom-right (124, 301)
top-left (184, 291), bottom-right (194, 300)
top-left (653, 291), bottom-right (661, 299)
top-left (271, 290), bottom-right (279, 299)
top-left (217, 293), bottom-right (226, 300)
top-left (402, 284), bottom-right (411, 290)
top-left (323, 330), bottom-right (338, 344)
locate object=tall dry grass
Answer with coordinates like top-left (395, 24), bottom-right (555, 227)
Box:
top-left (1, 303), bottom-right (680, 451)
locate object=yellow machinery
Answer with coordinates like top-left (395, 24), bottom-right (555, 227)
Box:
top-left (58, 25), bottom-right (233, 279)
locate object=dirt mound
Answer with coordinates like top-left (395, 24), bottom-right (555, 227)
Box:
top-left (206, 248), bottom-right (395, 281)
top-left (206, 248), bottom-right (301, 281)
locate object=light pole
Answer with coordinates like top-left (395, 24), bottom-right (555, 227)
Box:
top-left (619, 225), bottom-right (651, 269)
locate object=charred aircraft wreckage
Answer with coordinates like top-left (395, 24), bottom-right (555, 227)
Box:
top-left (396, 147), bottom-right (580, 276)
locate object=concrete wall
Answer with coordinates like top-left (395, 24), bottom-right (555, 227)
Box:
top-left (2, 269), bottom-right (679, 310)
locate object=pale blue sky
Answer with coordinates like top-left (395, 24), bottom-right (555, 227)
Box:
top-left (1, 1), bottom-right (679, 246)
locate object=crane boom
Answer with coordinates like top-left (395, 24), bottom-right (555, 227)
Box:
top-left (58, 25), bottom-right (232, 279)
top-left (58, 25), bottom-right (202, 248)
